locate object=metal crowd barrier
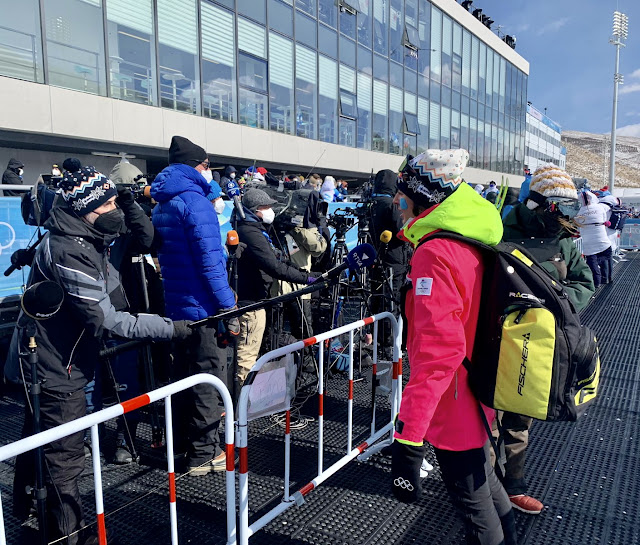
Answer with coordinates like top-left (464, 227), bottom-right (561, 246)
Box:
top-left (0, 374), bottom-right (237, 545)
top-left (620, 219), bottom-right (640, 250)
top-left (236, 312), bottom-right (402, 545)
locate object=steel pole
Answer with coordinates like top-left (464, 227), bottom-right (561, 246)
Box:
top-left (609, 42), bottom-right (621, 193)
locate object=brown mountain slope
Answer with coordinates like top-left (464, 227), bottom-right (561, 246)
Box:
top-left (562, 130), bottom-right (640, 188)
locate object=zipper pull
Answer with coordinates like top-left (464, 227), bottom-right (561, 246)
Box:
top-left (514, 309), bottom-right (527, 324)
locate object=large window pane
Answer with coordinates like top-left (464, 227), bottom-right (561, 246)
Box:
top-left (107, 0), bottom-right (156, 105)
top-left (440, 105), bottom-right (450, 148)
top-left (238, 52), bottom-right (267, 92)
top-left (430, 6), bottom-right (441, 83)
top-left (441, 15), bottom-right (452, 87)
top-left (452, 22), bottom-right (462, 92)
top-left (319, 0), bottom-right (337, 28)
top-left (318, 24), bottom-right (337, 58)
top-left (269, 0), bottom-right (293, 36)
top-left (478, 42), bottom-right (486, 104)
top-left (373, 0), bottom-right (388, 56)
top-left (358, 45), bottom-right (372, 75)
top-left (157, 0), bottom-right (199, 113)
top-left (44, 0), bottom-right (107, 95)
top-left (357, 71), bottom-right (372, 150)
top-left (418, 0), bottom-right (430, 84)
top-left (357, 0), bottom-right (372, 48)
top-left (295, 44), bottom-right (317, 138)
top-left (239, 18), bottom-right (267, 58)
top-left (238, 0), bottom-right (265, 23)
top-left (339, 63), bottom-right (356, 146)
top-left (389, 85), bottom-right (403, 154)
top-left (417, 96), bottom-right (428, 151)
top-left (389, 0), bottom-right (403, 64)
top-left (269, 33), bottom-right (294, 134)
top-left (470, 35), bottom-right (479, 101)
top-left (339, 35), bottom-right (356, 67)
top-left (0, 0), bottom-right (44, 82)
top-left (296, 11), bottom-right (317, 49)
top-left (339, 2), bottom-right (356, 39)
top-left (239, 88), bottom-right (268, 128)
top-left (296, 0), bottom-right (315, 17)
top-left (462, 29), bottom-right (470, 96)
top-left (201, 2), bottom-right (236, 122)
top-left (373, 79), bottom-right (388, 152)
top-left (319, 55), bottom-right (338, 143)
top-left (485, 49), bottom-right (493, 108)
top-left (373, 53), bottom-right (388, 82)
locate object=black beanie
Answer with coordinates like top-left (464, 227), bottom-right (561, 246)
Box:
top-left (62, 157), bottom-right (82, 173)
top-left (168, 136), bottom-right (207, 166)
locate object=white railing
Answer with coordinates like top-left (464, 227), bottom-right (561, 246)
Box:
top-left (236, 312), bottom-right (403, 545)
top-left (0, 374), bottom-right (237, 545)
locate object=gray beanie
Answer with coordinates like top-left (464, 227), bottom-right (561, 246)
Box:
top-left (243, 188), bottom-right (277, 211)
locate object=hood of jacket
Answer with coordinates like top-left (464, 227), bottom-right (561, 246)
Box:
top-left (224, 165), bottom-right (236, 177)
top-left (6, 158), bottom-right (24, 171)
top-left (44, 201), bottom-right (116, 247)
top-left (599, 194), bottom-right (620, 208)
top-left (373, 169), bottom-right (397, 197)
top-left (150, 163), bottom-right (211, 203)
top-left (580, 190), bottom-right (600, 207)
top-left (400, 182), bottom-right (503, 247)
top-left (109, 161), bottom-right (143, 185)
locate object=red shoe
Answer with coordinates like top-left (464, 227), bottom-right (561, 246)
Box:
top-left (509, 494), bottom-right (544, 515)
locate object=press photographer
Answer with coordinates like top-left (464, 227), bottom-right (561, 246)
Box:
top-left (5, 167), bottom-right (191, 545)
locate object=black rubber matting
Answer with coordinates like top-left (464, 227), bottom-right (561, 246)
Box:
top-left (1, 254), bottom-right (640, 544)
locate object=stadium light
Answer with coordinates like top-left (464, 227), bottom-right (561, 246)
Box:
top-left (609, 11), bottom-right (629, 193)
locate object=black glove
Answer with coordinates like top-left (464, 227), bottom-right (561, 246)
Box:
top-left (391, 440), bottom-right (426, 503)
top-left (116, 185), bottom-right (136, 207)
top-left (215, 308), bottom-right (240, 348)
top-left (172, 320), bottom-right (194, 341)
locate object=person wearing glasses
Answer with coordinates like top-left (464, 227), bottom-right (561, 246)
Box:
top-left (151, 136), bottom-right (239, 475)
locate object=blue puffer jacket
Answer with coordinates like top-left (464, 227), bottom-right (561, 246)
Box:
top-left (151, 164), bottom-right (235, 320)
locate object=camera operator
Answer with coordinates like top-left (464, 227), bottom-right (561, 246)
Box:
top-left (5, 167), bottom-right (192, 545)
top-left (151, 136), bottom-right (238, 476)
top-left (271, 190), bottom-right (327, 342)
top-left (234, 188), bottom-right (316, 386)
top-left (369, 170), bottom-right (410, 356)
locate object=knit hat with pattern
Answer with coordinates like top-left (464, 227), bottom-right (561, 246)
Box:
top-left (58, 166), bottom-right (117, 216)
top-left (529, 164), bottom-right (577, 202)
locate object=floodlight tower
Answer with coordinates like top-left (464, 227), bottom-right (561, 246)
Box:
top-left (609, 11), bottom-right (628, 193)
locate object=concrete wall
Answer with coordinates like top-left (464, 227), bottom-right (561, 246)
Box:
top-left (0, 75), bottom-right (523, 185)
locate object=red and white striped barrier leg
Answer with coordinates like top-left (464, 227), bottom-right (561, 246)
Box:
top-left (347, 330), bottom-right (354, 453)
top-left (317, 345), bottom-right (324, 475)
top-left (284, 410), bottom-right (291, 502)
top-left (164, 396), bottom-right (178, 545)
top-left (0, 487), bottom-right (7, 545)
top-left (90, 424), bottom-right (107, 545)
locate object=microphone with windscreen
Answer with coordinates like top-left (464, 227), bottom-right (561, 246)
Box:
top-left (226, 229), bottom-right (239, 256)
top-left (21, 281), bottom-right (64, 321)
top-left (225, 179), bottom-right (246, 220)
top-left (312, 243), bottom-right (377, 283)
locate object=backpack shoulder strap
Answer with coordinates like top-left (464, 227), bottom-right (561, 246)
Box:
top-left (416, 230), bottom-right (496, 254)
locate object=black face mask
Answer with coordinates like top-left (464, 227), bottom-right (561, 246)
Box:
top-left (93, 208), bottom-right (125, 235)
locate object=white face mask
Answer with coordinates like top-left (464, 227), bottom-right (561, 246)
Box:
top-left (229, 172), bottom-right (236, 179)
top-left (214, 198), bottom-right (225, 215)
top-left (260, 208), bottom-right (275, 224)
top-left (202, 169), bottom-right (213, 182)
top-left (18, 169), bottom-right (24, 177)
top-left (52, 168), bottom-right (61, 177)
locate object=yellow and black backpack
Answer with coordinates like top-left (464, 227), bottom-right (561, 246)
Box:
top-left (422, 232), bottom-right (600, 422)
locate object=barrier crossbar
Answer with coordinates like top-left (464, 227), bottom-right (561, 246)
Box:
top-left (0, 374), bottom-right (237, 545)
top-left (236, 312), bottom-right (402, 545)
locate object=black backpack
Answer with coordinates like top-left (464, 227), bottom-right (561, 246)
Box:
top-left (21, 176), bottom-right (57, 227)
top-left (420, 232), bottom-right (600, 422)
top-left (608, 206), bottom-right (627, 231)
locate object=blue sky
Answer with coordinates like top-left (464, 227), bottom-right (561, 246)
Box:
top-left (471, 0), bottom-right (640, 136)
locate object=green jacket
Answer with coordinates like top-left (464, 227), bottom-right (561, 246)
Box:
top-left (502, 203), bottom-right (595, 311)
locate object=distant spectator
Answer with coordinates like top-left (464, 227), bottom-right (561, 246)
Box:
top-left (2, 158), bottom-right (26, 196)
top-left (320, 176), bottom-right (336, 203)
top-left (576, 190), bottom-right (612, 287)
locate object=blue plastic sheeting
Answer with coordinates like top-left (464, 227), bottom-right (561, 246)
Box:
top-left (0, 197), bottom-right (37, 297)
top-left (0, 198), bottom-right (361, 298)
top-left (620, 218), bottom-right (640, 249)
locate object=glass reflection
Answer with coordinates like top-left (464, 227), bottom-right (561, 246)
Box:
top-left (44, 0), bottom-right (107, 95)
top-left (0, 0), bottom-right (44, 82)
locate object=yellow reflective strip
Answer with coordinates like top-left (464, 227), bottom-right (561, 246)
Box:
top-left (395, 438), bottom-right (424, 447)
top-left (576, 356), bottom-right (600, 406)
top-left (494, 308), bottom-right (556, 420)
top-left (511, 249), bottom-right (533, 267)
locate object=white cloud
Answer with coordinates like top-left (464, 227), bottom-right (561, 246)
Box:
top-left (617, 123), bottom-right (640, 137)
top-left (630, 69), bottom-right (640, 80)
top-left (620, 83), bottom-right (640, 95)
top-left (536, 17), bottom-right (569, 35)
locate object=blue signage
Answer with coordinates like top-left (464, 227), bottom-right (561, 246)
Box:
top-left (0, 198), bottom-right (37, 297)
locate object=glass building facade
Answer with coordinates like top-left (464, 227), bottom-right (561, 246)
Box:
top-left (0, 0), bottom-right (527, 174)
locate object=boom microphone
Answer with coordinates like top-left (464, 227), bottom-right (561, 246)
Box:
top-left (376, 230), bottom-right (392, 266)
top-left (225, 179), bottom-right (246, 220)
top-left (313, 243), bottom-right (377, 283)
top-left (21, 281), bottom-right (64, 321)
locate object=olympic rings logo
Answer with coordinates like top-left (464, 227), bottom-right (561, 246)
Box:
top-left (393, 477), bottom-right (414, 491)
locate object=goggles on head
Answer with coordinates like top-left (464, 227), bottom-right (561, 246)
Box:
top-left (398, 154), bottom-right (417, 180)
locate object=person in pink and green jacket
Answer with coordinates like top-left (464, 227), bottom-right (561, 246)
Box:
top-left (391, 149), bottom-right (517, 545)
